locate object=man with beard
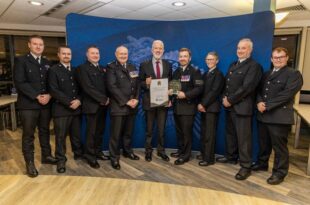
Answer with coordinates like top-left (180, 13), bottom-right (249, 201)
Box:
top-left (218, 38), bottom-right (262, 181)
top-left (254, 47), bottom-right (303, 185)
top-left (170, 48), bottom-right (203, 165)
top-left (139, 40), bottom-right (172, 162)
top-left (48, 46), bottom-right (83, 173)
top-left (107, 45), bottom-right (140, 170)
top-left (79, 45), bottom-right (110, 169)
top-left (197, 51), bottom-right (224, 166)
top-left (14, 35), bottom-right (57, 177)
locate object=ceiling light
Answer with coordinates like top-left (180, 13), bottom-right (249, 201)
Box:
top-left (172, 2), bottom-right (186, 7)
top-left (275, 12), bottom-right (289, 24)
top-left (28, 1), bottom-right (44, 6)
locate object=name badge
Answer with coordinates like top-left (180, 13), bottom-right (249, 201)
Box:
top-left (129, 71), bottom-right (139, 78)
top-left (181, 75), bottom-right (190, 82)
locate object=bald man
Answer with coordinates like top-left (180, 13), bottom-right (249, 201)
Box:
top-left (106, 46), bottom-right (140, 170)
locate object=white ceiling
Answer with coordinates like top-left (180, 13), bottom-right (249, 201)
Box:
top-left (0, 0), bottom-right (309, 27)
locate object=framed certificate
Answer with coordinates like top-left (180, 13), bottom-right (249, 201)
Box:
top-left (150, 78), bottom-right (169, 107)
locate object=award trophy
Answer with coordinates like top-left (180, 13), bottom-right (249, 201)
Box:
top-left (169, 80), bottom-right (181, 95)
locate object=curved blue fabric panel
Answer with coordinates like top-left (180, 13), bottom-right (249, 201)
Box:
top-left (66, 12), bottom-right (274, 158)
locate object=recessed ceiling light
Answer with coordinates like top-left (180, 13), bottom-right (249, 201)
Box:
top-left (28, 1), bottom-right (44, 6)
top-left (172, 1), bottom-right (186, 7)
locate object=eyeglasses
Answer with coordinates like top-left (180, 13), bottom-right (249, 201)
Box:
top-left (206, 59), bottom-right (216, 61)
top-left (272, 56), bottom-right (287, 60)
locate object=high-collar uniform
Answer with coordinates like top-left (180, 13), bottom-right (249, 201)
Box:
top-left (256, 66), bottom-right (303, 178)
top-left (139, 59), bottom-right (172, 154)
top-left (48, 63), bottom-right (83, 163)
top-left (223, 58), bottom-right (262, 169)
top-left (199, 68), bottom-right (224, 163)
top-left (106, 60), bottom-right (140, 161)
top-left (78, 61), bottom-right (109, 163)
top-left (172, 64), bottom-right (203, 161)
top-left (14, 53), bottom-right (53, 163)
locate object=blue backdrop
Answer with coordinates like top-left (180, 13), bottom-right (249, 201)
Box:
top-left (66, 11), bottom-right (274, 158)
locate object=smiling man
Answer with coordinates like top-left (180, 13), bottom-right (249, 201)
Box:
top-left (254, 47), bottom-right (303, 185)
top-left (217, 38), bottom-right (263, 181)
top-left (14, 35), bottom-right (57, 178)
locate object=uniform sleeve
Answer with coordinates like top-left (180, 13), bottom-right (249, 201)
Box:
top-left (48, 68), bottom-right (72, 107)
top-left (185, 69), bottom-right (203, 99)
top-left (79, 65), bottom-right (108, 104)
top-left (106, 64), bottom-right (128, 106)
top-left (227, 63), bottom-right (263, 105)
top-left (201, 72), bottom-right (225, 108)
top-left (265, 70), bottom-right (303, 111)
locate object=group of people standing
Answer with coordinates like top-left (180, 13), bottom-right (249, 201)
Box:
top-left (14, 35), bottom-right (303, 186)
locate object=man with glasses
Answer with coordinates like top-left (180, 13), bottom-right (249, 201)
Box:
top-left (253, 47), bottom-right (303, 185)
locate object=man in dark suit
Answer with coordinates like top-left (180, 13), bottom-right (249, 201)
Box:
top-left (197, 52), bottom-right (224, 166)
top-left (254, 47), bottom-right (303, 185)
top-left (139, 40), bottom-right (172, 162)
top-left (48, 46), bottom-right (83, 173)
top-left (14, 35), bottom-right (57, 177)
top-left (169, 48), bottom-right (203, 165)
top-left (218, 38), bottom-right (262, 180)
top-left (79, 45), bottom-right (110, 169)
top-left (107, 45), bottom-right (140, 170)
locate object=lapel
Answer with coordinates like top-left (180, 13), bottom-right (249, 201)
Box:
top-left (230, 58), bottom-right (250, 73)
top-left (148, 60), bottom-right (156, 78)
top-left (162, 60), bottom-right (168, 78)
top-left (58, 63), bottom-right (71, 74)
top-left (27, 53), bottom-right (40, 66)
top-left (266, 66), bottom-right (287, 81)
top-left (117, 61), bottom-right (130, 79)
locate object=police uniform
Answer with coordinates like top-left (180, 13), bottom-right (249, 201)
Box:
top-left (106, 60), bottom-right (140, 162)
top-left (199, 68), bottom-right (224, 163)
top-left (14, 53), bottom-right (53, 163)
top-left (139, 59), bottom-right (172, 155)
top-left (78, 61), bottom-right (109, 164)
top-left (172, 65), bottom-right (203, 162)
top-left (48, 63), bottom-right (83, 164)
top-left (223, 58), bottom-right (262, 169)
top-left (256, 66), bottom-right (303, 178)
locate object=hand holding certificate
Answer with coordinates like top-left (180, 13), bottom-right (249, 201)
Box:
top-left (150, 78), bottom-right (169, 107)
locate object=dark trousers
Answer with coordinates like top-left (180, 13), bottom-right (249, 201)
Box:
top-left (84, 106), bottom-right (106, 162)
top-left (258, 122), bottom-right (290, 177)
top-left (20, 109), bottom-right (52, 162)
top-left (109, 114), bottom-right (136, 161)
top-left (53, 115), bottom-right (83, 163)
top-left (144, 107), bottom-right (167, 154)
top-left (200, 112), bottom-right (218, 163)
top-left (225, 111), bottom-right (252, 168)
top-left (174, 114), bottom-right (195, 160)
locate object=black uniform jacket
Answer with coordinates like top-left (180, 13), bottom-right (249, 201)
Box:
top-left (200, 68), bottom-right (225, 113)
top-left (14, 53), bottom-right (51, 110)
top-left (223, 57), bottom-right (262, 116)
top-left (106, 61), bottom-right (140, 116)
top-left (48, 63), bottom-right (81, 117)
top-left (172, 65), bottom-right (203, 115)
top-left (257, 66), bottom-right (303, 124)
top-left (139, 59), bottom-right (172, 110)
top-left (78, 61), bottom-right (109, 114)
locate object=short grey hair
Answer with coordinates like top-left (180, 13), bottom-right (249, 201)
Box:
top-left (207, 51), bottom-right (219, 60)
top-left (239, 38), bottom-right (253, 49)
top-left (152, 40), bottom-right (164, 49)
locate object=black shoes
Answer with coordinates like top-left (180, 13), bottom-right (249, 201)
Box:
top-left (26, 161), bottom-right (38, 178)
top-left (157, 153), bottom-right (170, 162)
top-left (251, 163), bottom-right (268, 171)
top-left (170, 151), bottom-right (181, 158)
top-left (235, 168), bottom-right (251, 180)
top-left (216, 156), bottom-right (238, 164)
top-left (57, 161), bottom-right (66, 173)
top-left (174, 158), bottom-right (189, 165)
top-left (198, 161), bottom-right (215, 166)
top-left (88, 160), bottom-right (100, 169)
top-left (111, 160), bottom-right (121, 170)
top-left (145, 152), bottom-right (152, 162)
top-left (123, 152), bottom-right (140, 160)
top-left (96, 152), bottom-right (110, 161)
top-left (267, 175), bottom-right (284, 185)
top-left (41, 156), bottom-right (58, 165)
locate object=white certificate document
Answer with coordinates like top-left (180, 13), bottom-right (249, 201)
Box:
top-left (150, 78), bottom-right (169, 107)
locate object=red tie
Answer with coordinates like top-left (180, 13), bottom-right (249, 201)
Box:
top-left (156, 61), bottom-right (161, 79)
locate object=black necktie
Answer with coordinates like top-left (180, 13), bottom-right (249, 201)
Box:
top-left (36, 57), bottom-right (40, 64)
top-left (66, 66), bottom-right (70, 71)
